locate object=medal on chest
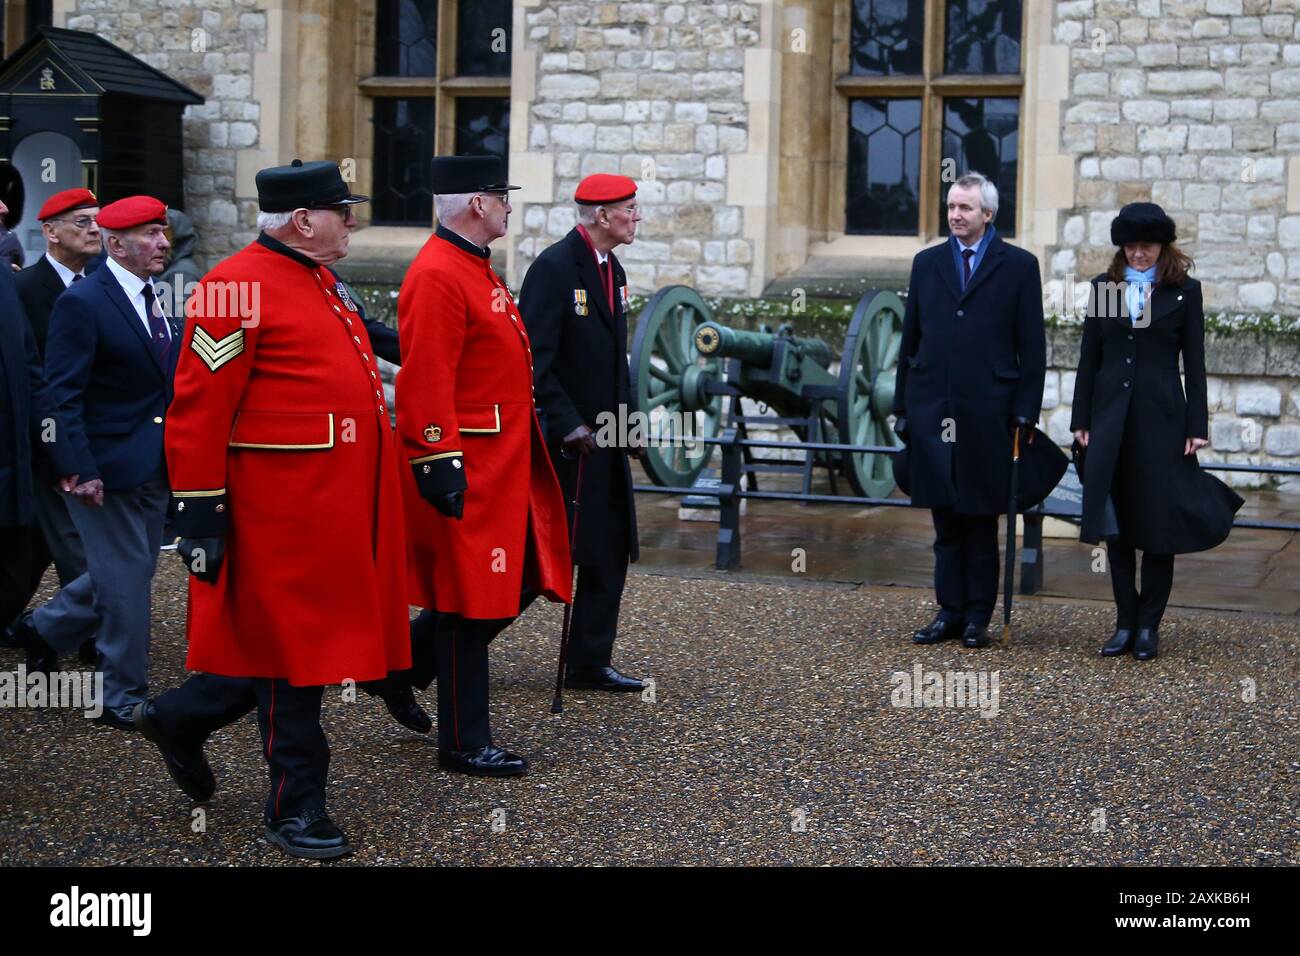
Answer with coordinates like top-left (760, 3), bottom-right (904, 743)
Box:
top-left (335, 281), bottom-right (356, 312)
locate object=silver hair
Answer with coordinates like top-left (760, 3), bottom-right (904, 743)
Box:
top-left (434, 192), bottom-right (476, 223)
top-left (256, 210), bottom-right (295, 232)
top-left (98, 227), bottom-right (128, 261)
top-left (576, 203), bottom-right (602, 226)
top-left (954, 171), bottom-right (999, 217)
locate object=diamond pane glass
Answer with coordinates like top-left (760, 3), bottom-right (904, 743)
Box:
top-left (850, 0), bottom-right (925, 76)
top-left (457, 0), bottom-right (512, 77)
top-left (846, 98), bottom-right (922, 235)
top-left (939, 97), bottom-right (1019, 237)
top-left (455, 97), bottom-right (510, 170)
top-left (945, 0), bottom-right (1022, 75)
top-left (375, 0), bottom-right (438, 77)
top-left (372, 97), bottom-right (436, 225)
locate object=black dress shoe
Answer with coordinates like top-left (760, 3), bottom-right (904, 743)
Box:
top-left (265, 808), bottom-right (353, 860)
top-left (0, 620), bottom-right (22, 649)
top-left (913, 616), bottom-right (962, 644)
top-left (1101, 628), bottom-right (1135, 657)
top-left (13, 612), bottom-right (56, 675)
top-left (133, 702), bottom-right (216, 802)
top-left (91, 705), bottom-right (138, 730)
top-left (379, 684), bottom-right (432, 734)
top-left (961, 624), bottom-right (991, 648)
top-left (1133, 628), bottom-right (1159, 661)
top-left (564, 665), bottom-right (644, 692)
top-left (438, 744), bottom-right (528, 777)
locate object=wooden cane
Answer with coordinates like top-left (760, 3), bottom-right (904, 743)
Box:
top-left (551, 453), bottom-right (586, 714)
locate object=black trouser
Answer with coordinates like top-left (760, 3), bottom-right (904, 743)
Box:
top-left (1106, 541), bottom-right (1174, 630)
top-left (930, 507), bottom-right (999, 628)
top-left (0, 525), bottom-right (42, 631)
top-left (568, 451), bottom-right (632, 670)
top-left (392, 588), bottom-right (537, 751)
top-left (569, 556), bottom-right (629, 670)
top-left (150, 674), bottom-right (328, 821)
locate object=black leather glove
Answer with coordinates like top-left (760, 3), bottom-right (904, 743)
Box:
top-left (427, 489), bottom-right (465, 520)
top-left (177, 537), bottom-right (225, 584)
top-left (1011, 417), bottom-right (1033, 444)
top-left (893, 416), bottom-right (910, 444)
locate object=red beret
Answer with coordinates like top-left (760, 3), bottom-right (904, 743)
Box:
top-left (575, 174), bottom-right (637, 205)
top-left (37, 188), bottom-right (98, 221)
top-left (96, 195), bottom-right (168, 230)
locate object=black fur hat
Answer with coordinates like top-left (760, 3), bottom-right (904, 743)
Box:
top-left (1110, 202), bottom-right (1176, 246)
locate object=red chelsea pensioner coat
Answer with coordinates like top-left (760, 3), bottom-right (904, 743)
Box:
top-left (165, 236), bottom-right (411, 685)
top-left (396, 227), bottom-right (572, 619)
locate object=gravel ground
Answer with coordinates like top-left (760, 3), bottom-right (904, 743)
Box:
top-left (1, 560), bottom-right (1296, 866)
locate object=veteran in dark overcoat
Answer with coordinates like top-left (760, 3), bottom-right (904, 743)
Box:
top-left (518, 173), bottom-right (645, 693)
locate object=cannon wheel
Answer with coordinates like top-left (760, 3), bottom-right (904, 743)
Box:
top-left (836, 289), bottom-right (905, 497)
top-left (629, 285), bottom-right (724, 487)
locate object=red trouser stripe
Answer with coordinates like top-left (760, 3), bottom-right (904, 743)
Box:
top-left (451, 619), bottom-right (460, 750)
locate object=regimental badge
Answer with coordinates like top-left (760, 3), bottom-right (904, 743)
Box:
top-left (619, 285), bottom-right (630, 313)
top-left (190, 326), bottom-right (245, 372)
top-left (336, 282), bottom-right (356, 312)
top-left (574, 289), bottom-right (589, 316)
top-left (423, 424), bottom-right (442, 443)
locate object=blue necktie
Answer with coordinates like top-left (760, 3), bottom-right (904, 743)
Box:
top-left (142, 284), bottom-right (171, 364)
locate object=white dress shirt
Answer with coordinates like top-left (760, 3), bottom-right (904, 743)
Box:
top-left (104, 255), bottom-right (171, 342)
top-left (44, 252), bottom-right (85, 288)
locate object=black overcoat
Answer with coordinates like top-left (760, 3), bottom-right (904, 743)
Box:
top-left (0, 266), bottom-right (82, 527)
top-left (518, 227), bottom-right (638, 565)
top-left (1070, 274), bottom-right (1242, 552)
top-left (893, 234), bottom-right (1047, 514)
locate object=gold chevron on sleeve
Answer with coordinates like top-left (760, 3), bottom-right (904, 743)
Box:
top-left (190, 326), bottom-right (245, 372)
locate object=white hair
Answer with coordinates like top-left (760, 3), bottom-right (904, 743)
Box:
top-left (257, 210), bottom-right (295, 231)
top-left (576, 203), bottom-right (602, 226)
top-left (434, 193), bottom-right (475, 224)
top-left (954, 171), bottom-right (999, 217)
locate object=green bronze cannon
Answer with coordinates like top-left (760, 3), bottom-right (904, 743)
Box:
top-left (628, 286), bottom-right (905, 498)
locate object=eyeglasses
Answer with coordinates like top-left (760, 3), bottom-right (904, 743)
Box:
top-left (311, 205), bottom-right (357, 221)
top-left (48, 216), bottom-right (97, 230)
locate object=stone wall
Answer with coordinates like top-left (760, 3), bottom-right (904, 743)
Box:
top-left (1050, 0), bottom-right (1300, 316)
top-left (513, 1), bottom-right (762, 295)
top-left (62, 0), bottom-right (267, 263)
top-left (1038, 326), bottom-right (1300, 488)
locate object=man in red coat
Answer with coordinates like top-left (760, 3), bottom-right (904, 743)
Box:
top-left (393, 155), bottom-right (572, 777)
top-left (132, 160), bottom-right (411, 860)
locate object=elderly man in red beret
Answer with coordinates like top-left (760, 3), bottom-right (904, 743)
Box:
top-left (517, 173), bottom-right (646, 693)
top-left (4, 189), bottom-right (103, 656)
top-left (16, 196), bottom-right (176, 728)
top-left (392, 154), bottom-right (572, 777)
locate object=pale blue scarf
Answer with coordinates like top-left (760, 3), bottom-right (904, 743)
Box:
top-left (1124, 264), bottom-right (1156, 325)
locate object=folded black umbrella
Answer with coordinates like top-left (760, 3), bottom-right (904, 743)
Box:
top-left (892, 427), bottom-right (1068, 510)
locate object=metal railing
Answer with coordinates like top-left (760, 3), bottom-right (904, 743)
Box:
top-left (632, 430), bottom-right (1300, 594)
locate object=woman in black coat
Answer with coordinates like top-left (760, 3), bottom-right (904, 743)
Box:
top-left (1071, 203), bottom-right (1243, 661)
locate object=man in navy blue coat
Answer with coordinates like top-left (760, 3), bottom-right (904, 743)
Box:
top-left (893, 172), bottom-right (1046, 649)
top-left (0, 199), bottom-right (83, 633)
top-left (14, 196), bottom-right (177, 728)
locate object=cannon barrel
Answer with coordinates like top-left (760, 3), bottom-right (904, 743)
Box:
top-left (693, 321), bottom-right (835, 369)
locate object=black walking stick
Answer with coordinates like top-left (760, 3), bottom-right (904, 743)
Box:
top-left (1002, 424), bottom-right (1023, 643)
top-left (551, 453), bottom-right (586, 714)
